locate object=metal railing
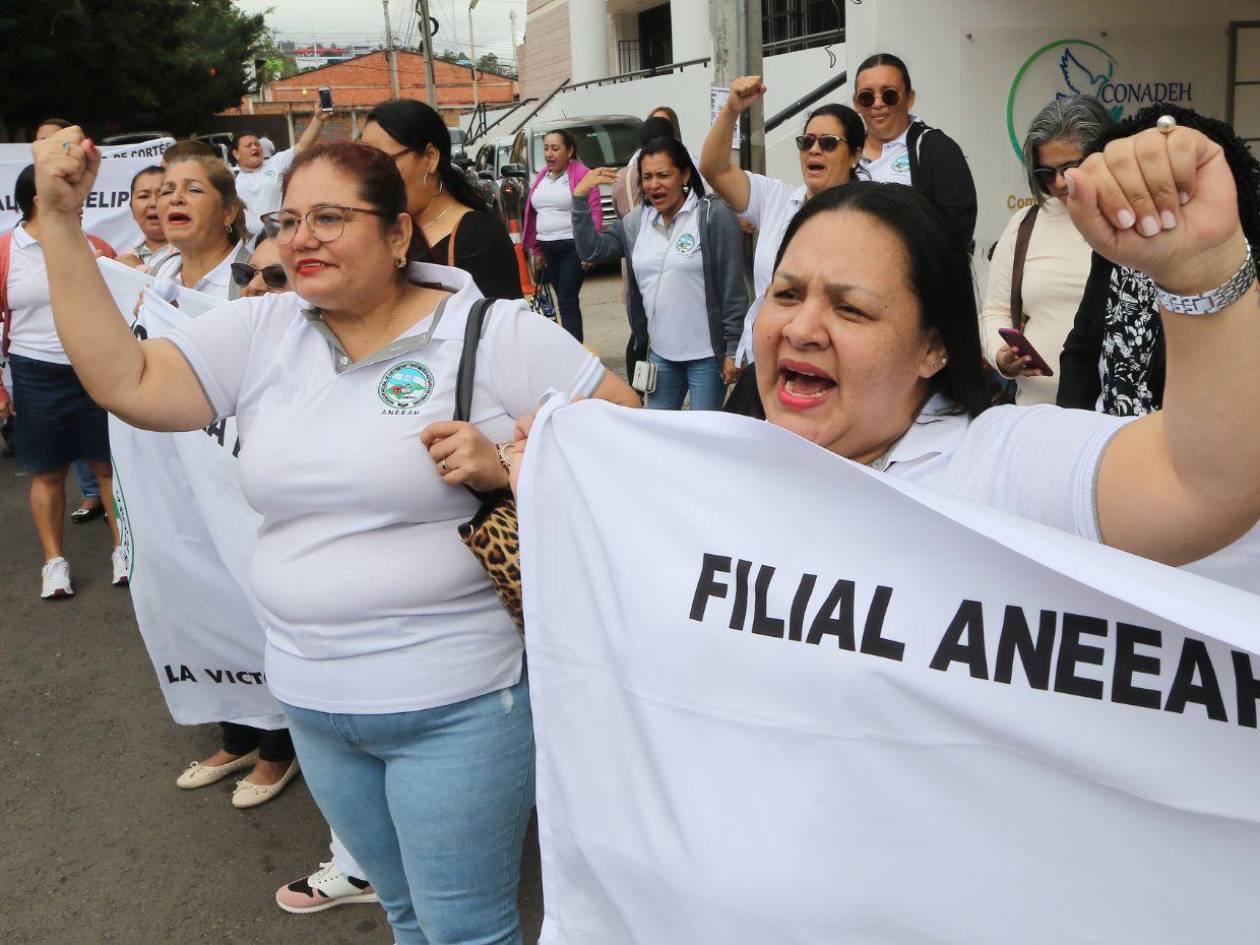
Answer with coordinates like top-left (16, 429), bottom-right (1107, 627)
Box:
top-left (510, 78), bottom-right (573, 136)
top-left (465, 99), bottom-right (536, 148)
top-left (765, 70), bottom-right (847, 133)
top-left (762, 28), bottom-right (844, 57)
top-left (559, 56), bottom-right (711, 93)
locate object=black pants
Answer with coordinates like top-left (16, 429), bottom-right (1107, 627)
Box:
top-left (540, 238), bottom-right (585, 342)
top-left (220, 722), bottom-right (295, 763)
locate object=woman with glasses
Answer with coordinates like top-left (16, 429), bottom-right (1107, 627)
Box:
top-left (980, 95), bottom-right (1113, 405)
top-left (142, 154), bottom-right (304, 807)
top-left (359, 98), bottom-right (521, 300)
top-left (572, 137), bottom-right (747, 409)
top-left (231, 233), bottom-right (289, 297)
top-left (852, 53), bottom-right (978, 251)
top-left (700, 76), bottom-right (865, 400)
top-left (33, 132), bottom-right (638, 945)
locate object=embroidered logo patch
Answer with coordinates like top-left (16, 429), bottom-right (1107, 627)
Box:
top-left (378, 361), bottom-right (435, 412)
top-left (675, 233), bottom-right (697, 256)
top-left (890, 153), bottom-right (911, 174)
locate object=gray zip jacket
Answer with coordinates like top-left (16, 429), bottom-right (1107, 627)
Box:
top-left (571, 193), bottom-right (748, 375)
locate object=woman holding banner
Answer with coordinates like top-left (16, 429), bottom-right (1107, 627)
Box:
top-left (32, 133), bottom-right (636, 945)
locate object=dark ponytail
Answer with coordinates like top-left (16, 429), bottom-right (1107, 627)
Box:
top-left (366, 99), bottom-right (489, 214)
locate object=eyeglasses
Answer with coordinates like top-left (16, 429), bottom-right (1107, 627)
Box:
top-left (230, 262), bottom-right (288, 290)
top-left (795, 134), bottom-right (848, 153)
top-left (259, 205), bottom-right (393, 246)
top-left (1032, 160), bottom-right (1083, 184)
top-left (854, 88), bottom-right (901, 109)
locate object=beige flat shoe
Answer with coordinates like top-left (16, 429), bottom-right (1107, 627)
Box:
top-left (176, 750), bottom-right (259, 790)
top-left (231, 759), bottom-right (301, 809)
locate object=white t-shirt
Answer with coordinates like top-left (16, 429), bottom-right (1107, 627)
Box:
top-left (6, 225), bottom-right (105, 364)
top-left (532, 172), bottom-right (575, 242)
top-left (632, 192), bottom-right (711, 362)
top-left (860, 117), bottom-right (916, 186)
top-left (735, 172), bottom-right (808, 366)
top-left (233, 149), bottom-right (296, 237)
top-left (164, 263), bottom-right (606, 714)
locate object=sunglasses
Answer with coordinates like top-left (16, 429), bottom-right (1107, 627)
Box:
top-left (854, 88), bottom-right (901, 109)
top-left (230, 262), bottom-right (288, 290)
top-left (1032, 160), bottom-right (1083, 184)
top-left (795, 134), bottom-right (848, 153)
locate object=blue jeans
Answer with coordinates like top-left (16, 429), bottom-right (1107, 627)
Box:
top-left (282, 673), bottom-right (535, 945)
top-left (646, 352), bottom-right (726, 410)
top-left (73, 460), bottom-right (100, 501)
top-left (539, 239), bottom-right (585, 342)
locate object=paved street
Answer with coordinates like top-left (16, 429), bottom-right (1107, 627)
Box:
top-left (0, 274), bottom-right (629, 945)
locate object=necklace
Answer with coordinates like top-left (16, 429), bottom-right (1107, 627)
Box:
top-left (419, 203), bottom-right (453, 231)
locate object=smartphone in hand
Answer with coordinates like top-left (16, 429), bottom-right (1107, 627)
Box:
top-left (998, 327), bottom-right (1054, 377)
top-left (318, 86), bottom-right (334, 113)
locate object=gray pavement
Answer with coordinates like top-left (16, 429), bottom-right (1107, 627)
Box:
top-left (0, 274), bottom-right (630, 945)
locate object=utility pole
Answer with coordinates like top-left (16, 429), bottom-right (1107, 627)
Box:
top-left (710, 0), bottom-right (764, 173)
top-left (417, 0), bottom-right (439, 109)
top-left (382, 0), bottom-right (401, 100)
top-left (468, 0), bottom-right (481, 109)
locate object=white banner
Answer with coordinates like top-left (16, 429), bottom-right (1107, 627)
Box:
top-left (519, 399), bottom-right (1260, 945)
top-left (100, 258), bottom-right (283, 729)
top-left (0, 138), bottom-right (173, 251)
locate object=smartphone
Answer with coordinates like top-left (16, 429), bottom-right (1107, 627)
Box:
top-left (631, 359), bottom-right (658, 394)
top-left (317, 86), bottom-right (334, 113)
top-left (998, 327), bottom-right (1054, 377)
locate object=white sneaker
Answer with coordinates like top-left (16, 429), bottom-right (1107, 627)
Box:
top-left (111, 546), bottom-right (129, 587)
top-left (41, 557), bottom-right (74, 599)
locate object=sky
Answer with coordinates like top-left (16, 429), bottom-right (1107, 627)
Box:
top-left (233, 0), bottom-right (528, 67)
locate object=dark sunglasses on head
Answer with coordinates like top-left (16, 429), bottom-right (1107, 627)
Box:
top-left (1032, 159), bottom-right (1084, 184)
top-left (854, 88), bottom-right (901, 108)
top-left (795, 134), bottom-right (847, 153)
top-left (230, 262), bottom-right (288, 290)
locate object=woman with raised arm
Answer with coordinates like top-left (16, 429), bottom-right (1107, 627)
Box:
top-left (33, 130), bottom-right (636, 945)
top-left (700, 76), bottom-right (865, 397)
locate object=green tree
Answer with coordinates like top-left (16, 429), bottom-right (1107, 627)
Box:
top-left (476, 52), bottom-right (500, 74)
top-left (0, 0), bottom-right (270, 138)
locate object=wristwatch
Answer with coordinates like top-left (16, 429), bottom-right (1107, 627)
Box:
top-left (1155, 240), bottom-right (1256, 316)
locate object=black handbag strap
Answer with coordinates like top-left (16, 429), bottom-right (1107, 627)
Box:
top-left (454, 297), bottom-right (496, 423)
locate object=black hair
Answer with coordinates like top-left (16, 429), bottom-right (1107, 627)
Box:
top-left (544, 128), bottom-right (577, 156)
top-left (15, 164), bottom-right (36, 221)
top-left (772, 182), bottom-right (989, 418)
top-left (640, 116), bottom-right (675, 148)
top-left (638, 137), bottom-right (706, 200)
top-left (130, 164), bottom-right (165, 192)
top-left (804, 103), bottom-right (867, 157)
top-left (647, 105), bottom-right (681, 139)
top-left (231, 132), bottom-right (259, 153)
top-left (366, 98), bottom-right (490, 214)
top-left (36, 117), bottom-right (72, 132)
top-left (855, 53), bottom-right (912, 92)
top-left (1088, 103), bottom-right (1260, 249)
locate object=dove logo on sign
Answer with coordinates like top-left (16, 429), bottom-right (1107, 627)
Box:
top-left (1006, 39), bottom-right (1195, 162)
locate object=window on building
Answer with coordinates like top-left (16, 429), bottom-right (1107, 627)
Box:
top-left (762, 0), bottom-right (843, 56)
top-left (638, 3), bottom-right (673, 70)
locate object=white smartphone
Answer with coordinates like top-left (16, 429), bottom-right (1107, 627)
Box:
top-left (631, 360), bottom-right (658, 394)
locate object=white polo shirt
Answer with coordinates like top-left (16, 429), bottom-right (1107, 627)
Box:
top-left (234, 149), bottom-right (296, 237)
top-left (6, 224), bottom-right (108, 364)
top-left (632, 192), bottom-right (711, 362)
top-left (151, 242), bottom-right (248, 298)
top-left (735, 172), bottom-right (808, 366)
top-left (860, 116), bottom-right (917, 186)
top-left (164, 263), bottom-right (605, 713)
top-left (531, 172), bottom-right (575, 242)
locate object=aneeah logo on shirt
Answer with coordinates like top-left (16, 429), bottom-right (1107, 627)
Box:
top-left (378, 361), bottom-right (436, 413)
top-left (674, 233), bottom-right (697, 256)
top-left (890, 153), bottom-right (910, 174)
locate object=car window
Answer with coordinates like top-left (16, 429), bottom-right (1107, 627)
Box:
top-left (496, 144), bottom-right (511, 171)
top-left (530, 122), bottom-right (642, 171)
top-left (510, 132), bottom-right (527, 167)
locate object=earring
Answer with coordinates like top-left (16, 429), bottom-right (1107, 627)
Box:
top-left (938, 357), bottom-right (948, 367)
top-left (396, 257), bottom-right (407, 269)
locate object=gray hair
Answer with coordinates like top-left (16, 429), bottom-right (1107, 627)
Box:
top-left (1023, 95), bottom-right (1113, 202)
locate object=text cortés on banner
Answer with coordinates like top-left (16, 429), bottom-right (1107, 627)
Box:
top-left (519, 399), bottom-right (1260, 945)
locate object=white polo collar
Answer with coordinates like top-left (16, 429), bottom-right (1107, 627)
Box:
top-left (646, 190), bottom-right (699, 228)
top-left (12, 224), bottom-right (37, 248)
top-left (300, 262), bottom-right (483, 374)
top-left (870, 394), bottom-right (970, 472)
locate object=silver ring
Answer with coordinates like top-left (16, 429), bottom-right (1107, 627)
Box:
top-left (61, 142), bottom-right (71, 152)
top-left (440, 459), bottom-right (449, 473)
top-left (1156, 114), bottom-right (1177, 135)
